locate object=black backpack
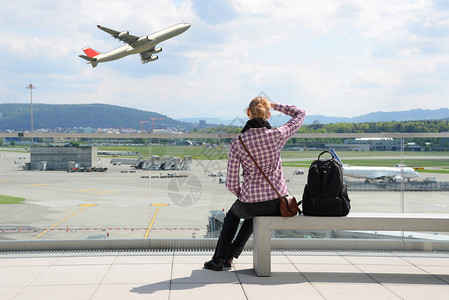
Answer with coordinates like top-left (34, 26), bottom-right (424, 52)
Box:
top-left (301, 150), bottom-right (351, 216)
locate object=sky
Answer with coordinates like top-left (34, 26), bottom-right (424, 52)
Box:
top-left (1, 0), bottom-right (449, 121)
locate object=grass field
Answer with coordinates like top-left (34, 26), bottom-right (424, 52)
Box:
top-left (282, 158), bottom-right (449, 167)
top-left (98, 146), bottom-right (449, 160)
top-left (96, 146), bottom-right (449, 173)
top-left (3, 145), bottom-right (447, 161)
top-left (282, 156), bottom-right (449, 174)
top-left (280, 150), bottom-right (449, 159)
top-left (416, 169), bottom-right (449, 174)
top-left (0, 147), bottom-right (28, 153)
top-left (0, 195), bottom-right (25, 204)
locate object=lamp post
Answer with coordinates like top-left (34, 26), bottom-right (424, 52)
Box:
top-left (26, 83), bottom-right (36, 146)
top-left (26, 83), bottom-right (36, 133)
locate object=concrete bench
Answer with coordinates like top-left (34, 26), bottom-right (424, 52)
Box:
top-left (253, 213), bottom-right (449, 276)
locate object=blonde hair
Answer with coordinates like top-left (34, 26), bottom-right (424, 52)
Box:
top-left (248, 97), bottom-right (271, 119)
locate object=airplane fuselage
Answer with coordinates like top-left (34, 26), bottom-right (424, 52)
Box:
top-left (343, 165), bottom-right (420, 181)
top-left (327, 148), bottom-right (420, 182)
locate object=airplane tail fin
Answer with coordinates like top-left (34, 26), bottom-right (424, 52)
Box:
top-left (82, 47), bottom-right (101, 58)
top-left (329, 148), bottom-right (344, 166)
top-left (79, 55), bottom-right (95, 62)
top-left (78, 55), bottom-right (98, 68)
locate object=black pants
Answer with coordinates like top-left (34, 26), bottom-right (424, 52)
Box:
top-left (213, 198), bottom-right (281, 260)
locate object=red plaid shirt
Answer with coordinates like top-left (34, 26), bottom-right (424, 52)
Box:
top-left (226, 103), bottom-right (306, 203)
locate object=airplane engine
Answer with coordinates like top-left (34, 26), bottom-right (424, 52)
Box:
top-left (143, 55), bottom-right (158, 63)
top-left (118, 30), bottom-right (129, 37)
top-left (137, 36), bottom-right (149, 42)
top-left (153, 47), bottom-right (162, 54)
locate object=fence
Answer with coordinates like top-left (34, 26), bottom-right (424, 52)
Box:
top-left (347, 180), bottom-right (449, 192)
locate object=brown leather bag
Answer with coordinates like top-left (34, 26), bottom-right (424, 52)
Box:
top-left (239, 136), bottom-right (299, 217)
top-left (279, 196), bottom-right (299, 217)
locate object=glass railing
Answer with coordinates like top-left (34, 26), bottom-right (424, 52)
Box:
top-left (0, 132), bottom-right (448, 243)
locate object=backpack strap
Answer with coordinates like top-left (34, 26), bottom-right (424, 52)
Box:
top-left (318, 150), bottom-right (332, 160)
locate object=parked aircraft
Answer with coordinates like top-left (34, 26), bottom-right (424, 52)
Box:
top-left (329, 149), bottom-right (420, 182)
top-left (79, 23), bottom-right (191, 68)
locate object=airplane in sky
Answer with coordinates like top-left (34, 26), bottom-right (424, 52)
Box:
top-left (79, 23), bottom-right (191, 68)
top-left (329, 149), bottom-right (420, 182)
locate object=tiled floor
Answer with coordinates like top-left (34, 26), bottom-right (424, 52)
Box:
top-left (0, 250), bottom-right (448, 299)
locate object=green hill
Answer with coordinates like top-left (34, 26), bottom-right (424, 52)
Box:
top-left (0, 103), bottom-right (191, 131)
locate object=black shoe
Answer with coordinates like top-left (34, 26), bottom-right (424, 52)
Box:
top-left (204, 258), bottom-right (223, 271)
top-left (224, 257), bottom-right (233, 268)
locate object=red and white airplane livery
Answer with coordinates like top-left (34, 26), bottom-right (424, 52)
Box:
top-left (79, 23), bottom-right (191, 68)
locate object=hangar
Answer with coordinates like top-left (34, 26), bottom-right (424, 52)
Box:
top-left (29, 146), bottom-right (97, 170)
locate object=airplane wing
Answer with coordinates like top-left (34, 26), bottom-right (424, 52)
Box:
top-left (140, 49), bottom-right (155, 60)
top-left (140, 48), bottom-right (160, 63)
top-left (97, 25), bottom-right (150, 47)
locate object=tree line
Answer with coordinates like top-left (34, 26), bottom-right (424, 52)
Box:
top-left (298, 120), bottom-right (449, 134)
top-left (193, 120), bottom-right (449, 134)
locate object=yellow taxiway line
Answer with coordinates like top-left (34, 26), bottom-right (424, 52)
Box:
top-left (143, 204), bottom-right (168, 239)
top-left (144, 207), bottom-right (160, 239)
top-left (37, 205), bottom-right (96, 238)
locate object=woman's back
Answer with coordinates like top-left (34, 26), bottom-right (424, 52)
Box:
top-left (226, 103), bottom-right (305, 203)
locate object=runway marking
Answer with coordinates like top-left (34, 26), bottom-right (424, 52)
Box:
top-left (144, 207), bottom-right (160, 239)
top-left (23, 184), bottom-right (117, 196)
top-left (78, 189), bottom-right (117, 194)
top-left (143, 204), bottom-right (168, 238)
top-left (36, 206), bottom-right (94, 238)
top-left (96, 191), bottom-right (117, 194)
top-left (36, 230), bottom-right (47, 237)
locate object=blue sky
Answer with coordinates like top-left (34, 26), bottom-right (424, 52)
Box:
top-left (1, 0), bottom-right (449, 121)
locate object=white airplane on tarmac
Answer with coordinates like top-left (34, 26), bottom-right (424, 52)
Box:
top-left (79, 23), bottom-right (191, 68)
top-left (329, 149), bottom-right (420, 183)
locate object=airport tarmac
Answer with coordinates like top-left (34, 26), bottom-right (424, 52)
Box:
top-left (1, 149), bottom-right (449, 241)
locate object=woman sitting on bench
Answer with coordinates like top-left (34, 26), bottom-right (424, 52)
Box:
top-left (204, 96), bottom-right (306, 271)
